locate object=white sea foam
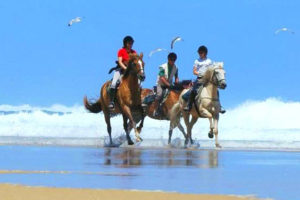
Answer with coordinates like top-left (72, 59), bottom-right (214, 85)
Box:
top-left (0, 98), bottom-right (300, 149)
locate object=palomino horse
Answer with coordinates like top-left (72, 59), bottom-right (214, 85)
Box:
top-left (170, 62), bottom-right (227, 148)
top-left (84, 53), bottom-right (145, 146)
top-left (137, 81), bottom-right (191, 144)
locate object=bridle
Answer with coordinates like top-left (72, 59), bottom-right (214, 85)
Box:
top-left (211, 67), bottom-right (225, 88)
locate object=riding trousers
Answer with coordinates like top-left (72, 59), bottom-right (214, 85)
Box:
top-left (111, 68), bottom-right (123, 89)
top-left (155, 84), bottom-right (164, 101)
top-left (182, 77), bottom-right (204, 101)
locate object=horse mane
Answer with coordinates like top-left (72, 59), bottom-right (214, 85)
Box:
top-left (123, 55), bottom-right (139, 79)
top-left (202, 62), bottom-right (224, 84)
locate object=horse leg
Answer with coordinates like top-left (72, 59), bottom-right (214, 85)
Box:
top-left (213, 115), bottom-right (221, 148)
top-left (182, 112), bottom-right (191, 147)
top-left (168, 129), bottom-right (173, 145)
top-left (137, 109), bottom-right (145, 134)
top-left (168, 120), bottom-right (176, 145)
top-left (122, 105), bottom-right (142, 142)
top-left (208, 118), bottom-right (214, 139)
top-left (177, 122), bottom-right (187, 140)
top-left (168, 102), bottom-right (182, 144)
top-left (122, 114), bottom-right (134, 145)
top-left (104, 111), bottom-right (113, 145)
top-left (189, 116), bottom-right (198, 145)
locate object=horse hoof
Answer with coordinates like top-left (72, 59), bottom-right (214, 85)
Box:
top-left (216, 144), bottom-right (222, 148)
top-left (128, 140), bottom-right (134, 145)
top-left (208, 132), bottom-right (214, 139)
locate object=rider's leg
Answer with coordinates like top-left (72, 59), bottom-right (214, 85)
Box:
top-left (183, 89), bottom-right (196, 111)
top-left (109, 69), bottom-right (121, 109)
top-left (184, 81), bottom-right (201, 111)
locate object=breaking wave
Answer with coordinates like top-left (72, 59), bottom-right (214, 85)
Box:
top-left (0, 98), bottom-right (300, 150)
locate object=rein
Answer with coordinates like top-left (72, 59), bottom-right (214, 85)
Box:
top-left (200, 97), bottom-right (219, 102)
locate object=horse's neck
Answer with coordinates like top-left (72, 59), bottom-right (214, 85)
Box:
top-left (201, 82), bottom-right (218, 99)
top-left (121, 74), bottom-right (140, 102)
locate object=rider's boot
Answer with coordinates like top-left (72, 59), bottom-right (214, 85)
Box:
top-left (183, 90), bottom-right (196, 112)
top-left (153, 100), bottom-right (162, 117)
top-left (220, 106), bottom-right (226, 114)
top-left (108, 88), bottom-right (117, 110)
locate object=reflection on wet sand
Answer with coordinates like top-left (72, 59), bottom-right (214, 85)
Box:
top-left (100, 148), bottom-right (218, 168)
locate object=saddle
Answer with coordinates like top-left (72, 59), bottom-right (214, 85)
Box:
top-left (142, 80), bottom-right (192, 106)
top-left (142, 87), bottom-right (170, 106)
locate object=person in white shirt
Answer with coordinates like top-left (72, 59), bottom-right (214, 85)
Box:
top-left (183, 45), bottom-right (225, 113)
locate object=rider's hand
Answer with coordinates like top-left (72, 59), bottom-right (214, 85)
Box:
top-left (168, 84), bottom-right (175, 90)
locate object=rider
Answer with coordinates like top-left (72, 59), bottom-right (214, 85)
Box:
top-left (109, 36), bottom-right (137, 110)
top-left (183, 45), bottom-right (225, 113)
top-left (153, 52), bottom-right (179, 117)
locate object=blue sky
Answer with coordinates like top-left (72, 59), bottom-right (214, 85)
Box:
top-left (0, 0), bottom-right (299, 108)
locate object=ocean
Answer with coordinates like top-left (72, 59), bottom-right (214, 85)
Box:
top-left (1, 98), bottom-right (300, 200)
top-left (0, 98), bottom-right (300, 150)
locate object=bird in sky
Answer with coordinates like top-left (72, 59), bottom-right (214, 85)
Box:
top-left (274, 27), bottom-right (295, 35)
top-left (171, 36), bottom-right (183, 49)
top-left (148, 48), bottom-right (167, 57)
top-left (68, 17), bottom-right (82, 26)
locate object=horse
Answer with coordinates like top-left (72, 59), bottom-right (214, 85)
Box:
top-left (170, 62), bottom-right (227, 148)
top-left (84, 53), bottom-right (145, 146)
top-left (136, 80), bottom-right (191, 144)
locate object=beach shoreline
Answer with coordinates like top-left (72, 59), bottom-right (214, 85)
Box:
top-left (1, 145), bottom-right (298, 199)
top-left (0, 184), bottom-right (267, 200)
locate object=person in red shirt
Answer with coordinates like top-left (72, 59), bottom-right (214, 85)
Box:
top-left (109, 36), bottom-right (137, 109)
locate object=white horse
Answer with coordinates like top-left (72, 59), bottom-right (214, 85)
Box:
top-left (170, 62), bottom-right (227, 148)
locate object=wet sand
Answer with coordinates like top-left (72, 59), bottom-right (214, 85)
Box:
top-left (0, 184), bottom-right (264, 200)
top-left (0, 145), bottom-right (299, 200)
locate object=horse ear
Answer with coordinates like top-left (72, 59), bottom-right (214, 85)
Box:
top-left (139, 52), bottom-right (143, 59)
top-left (219, 62), bottom-right (224, 68)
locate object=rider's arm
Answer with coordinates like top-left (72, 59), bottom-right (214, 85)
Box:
top-left (159, 76), bottom-right (170, 87)
top-left (118, 57), bottom-right (127, 70)
top-left (175, 69), bottom-right (179, 84)
top-left (193, 66), bottom-right (199, 76)
top-left (158, 67), bottom-right (171, 87)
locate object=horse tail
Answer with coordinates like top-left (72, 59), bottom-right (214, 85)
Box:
top-left (83, 96), bottom-right (102, 113)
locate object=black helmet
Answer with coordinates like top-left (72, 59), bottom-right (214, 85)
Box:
top-left (168, 52), bottom-right (177, 61)
top-left (198, 45), bottom-right (208, 54)
top-left (123, 36), bottom-right (134, 47)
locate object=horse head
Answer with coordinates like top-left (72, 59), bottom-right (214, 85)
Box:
top-left (124, 53), bottom-right (145, 81)
top-left (205, 62), bottom-right (227, 89)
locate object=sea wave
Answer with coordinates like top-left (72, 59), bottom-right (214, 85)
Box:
top-left (0, 98), bottom-right (300, 149)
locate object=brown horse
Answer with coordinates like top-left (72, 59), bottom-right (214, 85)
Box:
top-left (84, 53), bottom-right (145, 146)
top-left (137, 81), bottom-right (191, 144)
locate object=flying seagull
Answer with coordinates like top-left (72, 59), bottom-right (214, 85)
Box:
top-left (68, 17), bottom-right (82, 26)
top-left (148, 48), bottom-right (167, 57)
top-left (275, 27), bottom-right (295, 35)
top-left (171, 36), bottom-right (183, 49)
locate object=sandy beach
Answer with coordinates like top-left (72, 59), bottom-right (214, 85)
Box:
top-left (0, 184), bottom-right (265, 200)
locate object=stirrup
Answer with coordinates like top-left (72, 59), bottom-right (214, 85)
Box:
top-left (183, 103), bottom-right (191, 112)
